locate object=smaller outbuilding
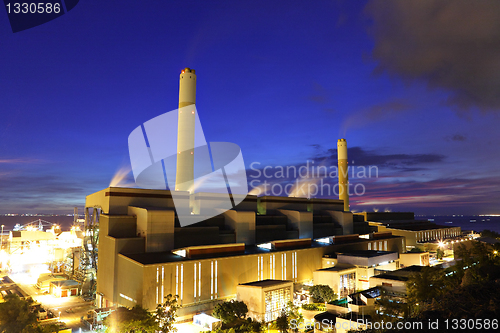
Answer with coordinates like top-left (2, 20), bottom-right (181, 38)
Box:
top-left (237, 279), bottom-right (293, 322)
top-left (50, 279), bottom-right (80, 297)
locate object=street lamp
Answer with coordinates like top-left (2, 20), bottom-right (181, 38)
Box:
top-left (1, 225), bottom-right (4, 250)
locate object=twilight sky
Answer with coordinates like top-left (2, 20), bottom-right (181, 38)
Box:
top-left (1, 0), bottom-right (500, 215)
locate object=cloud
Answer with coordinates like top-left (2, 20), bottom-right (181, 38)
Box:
top-left (340, 98), bottom-right (412, 136)
top-left (307, 82), bottom-right (330, 105)
top-left (246, 147), bottom-right (445, 184)
top-left (323, 146), bottom-right (445, 167)
top-left (445, 134), bottom-right (467, 142)
top-left (0, 169), bottom-right (106, 214)
top-left (365, 0), bottom-right (500, 111)
top-left (353, 176), bottom-right (500, 214)
top-left (0, 158), bottom-right (42, 164)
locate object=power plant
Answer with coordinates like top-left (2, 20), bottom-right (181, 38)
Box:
top-left (78, 68), bottom-right (466, 328)
top-left (337, 138), bottom-right (349, 212)
top-left (175, 68), bottom-right (197, 192)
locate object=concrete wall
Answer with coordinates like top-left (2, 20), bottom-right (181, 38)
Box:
top-left (128, 206), bottom-right (175, 252)
top-left (236, 286), bottom-right (263, 321)
top-left (174, 227), bottom-right (221, 248)
top-left (257, 196), bottom-right (311, 214)
top-left (110, 235), bottom-right (404, 314)
top-left (313, 267), bottom-right (357, 296)
top-left (278, 209), bottom-right (313, 239)
top-left (116, 255), bottom-right (144, 307)
top-left (313, 224), bottom-right (343, 239)
top-left (337, 252), bottom-right (399, 267)
top-left (369, 276), bottom-right (406, 294)
top-left (223, 210), bottom-right (256, 244)
top-left (400, 252), bottom-right (430, 267)
top-left (97, 215), bottom-right (146, 305)
top-left (323, 211), bottom-right (353, 235)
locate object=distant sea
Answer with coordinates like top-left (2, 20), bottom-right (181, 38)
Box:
top-left (419, 215), bottom-right (500, 234)
top-left (0, 215), bottom-right (498, 235)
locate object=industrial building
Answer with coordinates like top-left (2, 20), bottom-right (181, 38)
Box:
top-left (84, 68), bottom-right (462, 323)
top-left (361, 213), bottom-right (462, 250)
top-left (85, 187), bottom-right (407, 320)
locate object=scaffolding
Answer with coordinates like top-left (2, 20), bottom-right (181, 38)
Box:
top-left (75, 207), bottom-right (100, 299)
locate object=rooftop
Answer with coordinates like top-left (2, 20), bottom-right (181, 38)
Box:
top-left (370, 265), bottom-right (424, 281)
top-left (317, 263), bottom-right (356, 272)
top-left (238, 279), bottom-right (290, 287)
top-left (337, 250), bottom-right (395, 258)
top-left (51, 280), bottom-right (79, 288)
top-left (121, 233), bottom-right (403, 265)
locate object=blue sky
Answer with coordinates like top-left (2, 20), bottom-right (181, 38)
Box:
top-left (1, 1), bottom-right (500, 215)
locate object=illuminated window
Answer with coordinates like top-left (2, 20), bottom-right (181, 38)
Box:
top-left (281, 253), bottom-right (287, 280)
top-left (198, 262), bottom-right (201, 298)
top-left (257, 256), bottom-right (261, 280)
top-left (339, 272), bottom-right (356, 298)
top-left (156, 267), bottom-right (159, 304)
top-left (181, 264), bottom-right (184, 302)
top-left (161, 266), bottom-right (164, 302)
top-left (264, 287), bottom-right (291, 322)
top-left (295, 252), bottom-right (298, 280)
top-left (176, 265), bottom-right (179, 296)
top-left (269, 254), bottom-right (275, 279)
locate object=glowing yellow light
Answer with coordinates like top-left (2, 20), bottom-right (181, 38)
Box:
top-left (438, 241), bottom-right (445, 248)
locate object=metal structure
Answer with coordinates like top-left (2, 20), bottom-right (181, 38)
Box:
top-left (12, 219), bottom-right (58, 231)
top-left (76, 206), bottom-right (100, 298)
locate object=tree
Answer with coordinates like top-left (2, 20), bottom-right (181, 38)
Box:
top-left (374, 289), bottom-right (409, 321)
top-left (308, 285), bottom-right (336, 303)
top-left (0, 295), bottom-right (57, 333)
top-left (104, 305), bottom-right (157, 333)
top-left (283, 301), bottom-right (302, 333)
top-left (436, 247), bottom-right (444, 260)
top-left (406, 266), bottom-right (448, 316)
top-left (213, 300), bottom-right (248, 324)
top-left (481, 229), bottom-right (500, 239)
top-left (155, 294), bottom-right (181, 333)
top-left (275, 309), bottom-right (289, 333)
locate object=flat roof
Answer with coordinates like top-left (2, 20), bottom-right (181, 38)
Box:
top-left (338, 250), bottom-right (395, 258)
top-left (239, 279), bottom-right (290, 287)
top-left (316, 263), bottom-right (356, 272)
top-left (51, 280), bottom-right (79, 287)
top-left (371, 273), bottom-right (408, 281)
top-left (121, 234), bottom-right (404, 265)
